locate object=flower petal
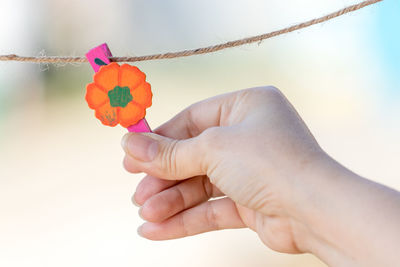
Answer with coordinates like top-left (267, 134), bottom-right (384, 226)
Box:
top-left (95, 102), bottom-right (119, 127)
top-left (86, 83), bottom-right (108, 109)
top-left (119, 102), bottom-right (145, 128)
top-left (119, 64), bottom-right (146, 89)
top-left (131, 82), bottom-right (152, 108)
top-left (94, 62), bottom-right (120, 92)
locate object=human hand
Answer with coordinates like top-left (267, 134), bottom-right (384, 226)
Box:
top-left (121, 86), bottom-right (325, 253)
top-left (122, 86), bottom-right (400, 267)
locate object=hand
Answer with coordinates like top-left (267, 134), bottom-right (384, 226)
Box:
top-left (121, 86), bottom-right (400, 266)
top-left (121, 86), bottom-right (323, 253)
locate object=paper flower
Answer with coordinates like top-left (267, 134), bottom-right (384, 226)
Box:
top-left (85, 62), bottom-right (152, 128)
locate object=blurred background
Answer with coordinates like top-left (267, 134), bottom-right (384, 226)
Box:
top-left (0, 0), bottom-right (399, 266)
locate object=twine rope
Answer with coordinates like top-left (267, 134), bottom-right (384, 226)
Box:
top-left (0, 0), bottom-right (382, 64)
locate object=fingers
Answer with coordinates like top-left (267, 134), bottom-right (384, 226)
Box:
top-left (133, 175), bottom-right (179, 206)
top-left (122, 131), bottom-right (216, 180)
top-left (139, 176), bottom-right (223, 222)
top-left (121, 90), bottom-right (240, 178)
top-left (153, 91), bottom-right (236, 139)
top-left (123, 154), bottom-right (142, 173)
top-left (138, 198), bottom-right (245, 240)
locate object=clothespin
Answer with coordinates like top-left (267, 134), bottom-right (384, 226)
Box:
top-left (85, 43), bottom-right (152, 133)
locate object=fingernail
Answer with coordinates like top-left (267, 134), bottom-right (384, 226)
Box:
top-left (138, 206), bottom-right (144, 220)
top-left (121, 134), bottom-right (129, 149)
top-left (137, 225), bottom-right (144, 237)
top-left (122, 133), bottom-right (159, 162)
top-left (131, 194), bottom-right (140, 207)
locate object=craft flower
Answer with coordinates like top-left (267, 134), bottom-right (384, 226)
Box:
top-left (85, 63), bottom-right (152, 127)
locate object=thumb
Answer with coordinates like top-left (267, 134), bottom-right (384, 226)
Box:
top-left (122, 132), bottom-right (210, 180)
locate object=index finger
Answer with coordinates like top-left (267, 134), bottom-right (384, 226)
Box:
top-left (154, 90), bottom-right (237, 139)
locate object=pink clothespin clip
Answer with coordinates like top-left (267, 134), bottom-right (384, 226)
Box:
top-left (85, 43), bottom-right (152, 133)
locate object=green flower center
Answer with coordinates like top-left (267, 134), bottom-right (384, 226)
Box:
top-left (108, 86), bottom-right (133, 108)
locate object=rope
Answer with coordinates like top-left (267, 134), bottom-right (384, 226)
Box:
top-left (0, 0), bottom-right (383, 64)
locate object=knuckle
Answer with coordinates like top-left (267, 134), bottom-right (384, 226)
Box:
top-left (243, 85), bottom-right (282, 99)
top-left (258, 86), bottom-right (284, 100)
top-left (174, 185), bottom-right (187, 210)
top-left (234, 86), bottom-right (285, 111)
top-left (205, 202), bottom-right (219, 230)
top-left (159, 139), bottom-right (179, 177)
top-left (261, 85), bottom-right (281, 93)
top-left (201, 176), bottom-right (213, 199)
top-left (180, 212), bottom-right (190, 236)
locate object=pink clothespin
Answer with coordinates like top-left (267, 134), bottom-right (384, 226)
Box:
top-left (85, 43), bottom-right (152, 133)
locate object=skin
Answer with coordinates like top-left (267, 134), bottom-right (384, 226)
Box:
top-left (121, 87), bottom-right (400, 267)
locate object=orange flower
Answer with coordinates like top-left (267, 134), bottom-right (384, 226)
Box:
top-left (85, 63), bottom-right (152, 128)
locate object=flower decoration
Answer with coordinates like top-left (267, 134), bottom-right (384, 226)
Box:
top-left (85, 62), bottom-right (152, 128)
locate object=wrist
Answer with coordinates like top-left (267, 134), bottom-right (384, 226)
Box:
top-left (283, 152), bottom-right (349, 255)
top-left (284, 151), bottom-right (370, 265)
